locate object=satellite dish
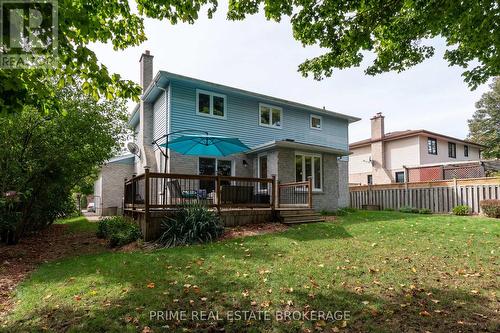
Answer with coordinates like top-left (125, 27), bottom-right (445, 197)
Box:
top-left (127, 142), bottom-right (141, 158)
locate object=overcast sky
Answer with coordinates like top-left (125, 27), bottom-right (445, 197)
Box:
top-left (90, 3), bottom-right (490, 143)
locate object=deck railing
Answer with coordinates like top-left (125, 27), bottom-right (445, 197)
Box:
top-left (124, 169), bottom-right (276, 213)
top-left (277, 177), bottom-right (313, 208)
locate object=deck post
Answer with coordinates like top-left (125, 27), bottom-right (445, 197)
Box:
top-left (271, 175), bottom-right (276, 210)
top-left (144, 167), bottom-right (150, 229)
top-left (307, 176), bottom-right (313, 209)
top-left (132, 174), bottom-right (136, 211)
top-left (216, 175), bottom-right (221, 213)
top-left (275, 176), bottom-right (280, 209)
top-left (123, 178), bottom-right (127, 216)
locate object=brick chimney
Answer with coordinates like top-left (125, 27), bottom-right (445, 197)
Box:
top-left (137, 50), bottom-right (157, 172)
top-left (371, 112), bottom-right (385, 140)
top-left (140, 50), bottom-right (154, 93)
top-left (370, 112), bottom-right (391, 183)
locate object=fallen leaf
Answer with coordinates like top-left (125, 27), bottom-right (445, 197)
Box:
top-left (419, 310), bottom-right (431, 317)
top-left (147, 282), bottom-right (155, 289)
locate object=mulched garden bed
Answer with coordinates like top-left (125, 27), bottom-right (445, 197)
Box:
top-left (220, 222), bottom-right (288, 240)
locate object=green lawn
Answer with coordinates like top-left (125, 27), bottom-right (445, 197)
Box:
top-left (2, 212), bottom-right (499, 332)
top-left (54, 216), bottom-right (98, 233)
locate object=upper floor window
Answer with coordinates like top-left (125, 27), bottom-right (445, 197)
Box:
top-left (259, 103), bottom-right (282, 128)
top-left (310, 114), bottom-right (322, 130)
top-left (196, 89), bottom-right (226, 119)
top-left (395, 171), bottom-right (405, 183)
top-left (464, 145), bottom-right (469, 157)
top-left (427, 137), bottom-right (437, 155)
top-left (448, 142), bottom-right (456, 158)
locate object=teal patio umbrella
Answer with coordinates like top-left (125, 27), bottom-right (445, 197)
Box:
top-left (159, 134), bottom-right (250, 156)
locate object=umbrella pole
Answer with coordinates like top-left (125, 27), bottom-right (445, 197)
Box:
top-left (152, 129), bottom-right (210, 206)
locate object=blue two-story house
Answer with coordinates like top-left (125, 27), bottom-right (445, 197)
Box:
top-left (94, 51), bottom-right (359, 215)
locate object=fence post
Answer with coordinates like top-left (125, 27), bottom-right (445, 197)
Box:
top-left (404, 181), bottom-right (409, 207)
top-left (307, 176), bottom-right (313, 209)
top-left (453, 177), bottom-right (458, 207)
top-left (216, 175), bottom-right (221, 213)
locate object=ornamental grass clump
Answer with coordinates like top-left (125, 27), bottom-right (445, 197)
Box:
top-left (158, 204), bottom-right (224, 248)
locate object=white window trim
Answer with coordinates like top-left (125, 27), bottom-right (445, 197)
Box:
top-left (310, 114), bottom-right (322, 130)
top-left (257, 153), bottom-right (267, 178)
top-left (259, 103), bottom-right (283, 129)
top-left (295, 152), bottom-right (323, 191)
top-left (196, 89), bottom-right (227, 120)
top-left (257, 153), bottom-right (269, 192)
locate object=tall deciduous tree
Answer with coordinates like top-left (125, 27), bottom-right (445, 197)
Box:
top-left (0, 85), bottom-right (128, 243)
top-left (468, 77), bottom-right (500, 159)
top-left (1, 0), bottom-right (498, 114)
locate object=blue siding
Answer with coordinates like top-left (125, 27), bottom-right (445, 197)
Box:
top-left (153, 89), bottom-right (168, 148)
top-left (168, 80), bottom-right (349, 151)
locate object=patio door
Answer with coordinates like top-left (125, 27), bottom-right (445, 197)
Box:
top-left (198, 158), bottom-right (232, 194)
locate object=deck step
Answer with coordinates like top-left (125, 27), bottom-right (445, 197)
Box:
top-left (281, 214), bottom-right (323, 222)
top-left (278, 208), bottom-right (324, 225)
top-left (279, 209), bottom-right (315, 216)
top-left (282, 218), bottom-right (324, 225)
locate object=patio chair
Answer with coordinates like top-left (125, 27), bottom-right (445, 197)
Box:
top-left (166, 180), bottom-right (205, 204)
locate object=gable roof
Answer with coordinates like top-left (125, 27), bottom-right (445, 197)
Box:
top-left (134, 70), bottom-right (360, 124)
top-left (349, 130), bottom-right (485, 149)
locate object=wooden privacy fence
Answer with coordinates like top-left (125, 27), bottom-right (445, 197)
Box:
top-left (350, 177), bottom-right (500, 214)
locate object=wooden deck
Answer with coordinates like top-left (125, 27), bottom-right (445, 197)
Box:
top-left (123, 169), bottom-right (318, 240)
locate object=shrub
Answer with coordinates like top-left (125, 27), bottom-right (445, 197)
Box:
top-left (418, 208), bottom-right (432, 214)
top-left (97, 216), bottom-right (141, 247)
top-left (158, 204), bottom-right (224, 248)
top-left (452, 205), bottom-right (470, 216)
top-left (383, 208), bottom-right (395, 212)
top-left (399, 206), bottom-right (419, 213)
top-left (480, 200), bottom-right (500, 218)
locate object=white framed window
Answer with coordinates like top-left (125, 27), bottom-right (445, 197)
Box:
top-left (257, 154), bottom-right (268, 191)
top-left (198, 157), bottom-right (233, 194)
top-left (259, 103), bottom-right (282, 128)
top-left (295, 152), bottom-right (322, 191)
top-left (196, 89), bottom-right (227, 119)
top-left (310, 114), bottom-right (322, 130)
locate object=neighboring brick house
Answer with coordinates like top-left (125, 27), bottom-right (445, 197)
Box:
top-left (94, 51), bottom-right (360, 215)
top-left (349, 113), bottom-right (484, 185)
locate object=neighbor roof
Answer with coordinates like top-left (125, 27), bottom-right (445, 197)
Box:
top-left (349, 130), bottom-right (485, 149)
top-left (134, 71), bottom-right (361, 124)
